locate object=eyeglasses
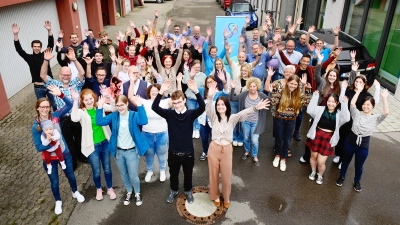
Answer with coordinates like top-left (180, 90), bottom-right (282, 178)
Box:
top-left (39, 106), bottom-right (50, 109)
top-left (115, 104), bottom-right (126, 108)
top-left (61, 74), bottom-right (72, 77)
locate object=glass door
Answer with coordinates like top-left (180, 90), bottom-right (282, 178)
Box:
top-left (378, 1), bottom-right (400, 88)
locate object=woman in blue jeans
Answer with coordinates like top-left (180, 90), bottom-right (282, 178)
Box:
top-left (131, 83), bottom-right (172, 182)
top-left (270, 75), bottom-right (312, 171)
top-left (336, 83), bottom-right (389, 192)
top-left (71, 88), bottom-right (117, 201)
top-left (96, 94), bottom-right (149, 206)
top-left (31, 85), bottom-right (85, 215)
top-left (230, 77), bottom-right (268, 166)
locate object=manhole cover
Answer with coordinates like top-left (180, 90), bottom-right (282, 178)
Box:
top-left (176, 186), bottom-right (228, 224)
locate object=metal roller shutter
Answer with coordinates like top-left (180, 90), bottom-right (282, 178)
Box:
top-left (0, 0), bottom-right (60, 98)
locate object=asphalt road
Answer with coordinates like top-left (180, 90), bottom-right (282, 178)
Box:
top-left (68, 0), bottom-right (400, 224)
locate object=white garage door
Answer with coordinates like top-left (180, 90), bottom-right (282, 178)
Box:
top-left (126, 0), bottom-right (132, 14)
top-left (78, 0), bottom-right (89, 37)
top-left (0, 0), bottom-right (60, 98)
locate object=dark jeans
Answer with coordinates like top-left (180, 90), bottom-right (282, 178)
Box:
top-left (43, 153), bottom-right (77, 201)
top-left (294, 107), bottom-right (305, 132)
top-left (200, 123), bottom-right (212, 154)
top-left (60, 116), bottom-right (83, 163)
top-left (34, 85), bottom-right (57, 111)
top-left (274, 118), bottom-right (296, 159)
top-left (340, 140), bottom-right (369, 182)
top-left (335, 121), bottom-right (352, 162)
top-left (168, 152), bottom-right (195, 192)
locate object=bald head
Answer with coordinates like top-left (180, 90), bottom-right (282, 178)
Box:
top-left (286, 40), bottom-right (295, 53)
top-left (299, 34), bottom-right (307, 45)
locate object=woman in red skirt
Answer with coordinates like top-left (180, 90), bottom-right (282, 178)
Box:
top-left (306, 91), bottom-right (350, 184)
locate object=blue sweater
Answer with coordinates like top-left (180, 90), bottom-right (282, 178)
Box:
top-left (203, 41), bottom-right (226, 76)
top-left (96, 106), bottom-right (149, 157)
top-left (32, 93), bottom-right (72, 158)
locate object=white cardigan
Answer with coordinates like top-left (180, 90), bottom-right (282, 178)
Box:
top-left (71, 104), bottom-right (115, 157)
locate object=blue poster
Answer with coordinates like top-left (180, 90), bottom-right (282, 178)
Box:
top-left (215, 16), bottom-right (246, 62)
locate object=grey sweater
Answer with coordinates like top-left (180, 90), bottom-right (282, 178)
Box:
top-left (306, 92), bottom-right (350, 147)
top-left (230, 89), bottom-right (269, 134)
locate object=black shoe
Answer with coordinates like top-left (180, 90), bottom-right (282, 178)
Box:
top-left (293, 131), bottom-right (301, 141)
top-left (253, 158), bottom-right (260, 167)
top-left (242, 153), bottom-right (249, 160)
top-left (79, 157), bottom-right (89, 163)
top-left (135, 193), bottom-right (143, 206)
top-left (335, 176), bottom-right (345, 187)
top-left (353, 181), bottom-right (362, 192)
top-left (123, 192), bottom-right (132, 206)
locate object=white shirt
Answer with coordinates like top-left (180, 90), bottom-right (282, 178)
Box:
top-left (117, 113), bottom-right (135, 149)
top-left (273, 50), bottom-right (303, 74)
top-left (142, 99), bottom-right (169, 133)
top-left (118, 71), bottom-right (130, 94)
top-left (68, 62), bottom-right (79, 80)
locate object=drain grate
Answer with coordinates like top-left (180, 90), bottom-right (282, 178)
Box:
top-left (176, 186), bottom-right (228, 224)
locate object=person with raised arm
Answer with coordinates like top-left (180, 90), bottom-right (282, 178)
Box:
top-left (154, 36), bottom-right (185, 96)
top-left (13, 21), bottom-right (57, 110)
top-left (306, 91), bottom-right (350, 184)
top-left (71, 87), bottom-right (117, 200)
top-left (32, 86), bottom-right (85, 215)
top-left (335, 85), bottom-right (389, 192)
top-left (230, 78), bottom-right (269, 166)
top-left (152, 79), bottom-right (205, 204)
top-left (41, 48), bottom-right (87, 169)
top-left (203, 27), bottom-right (227, 76)
top-left (206, 80), bottom-right (270, 208)
top-left (164, 18), bottom-right (192, 48)
top-left (96, 91), bottom-right (148, 206)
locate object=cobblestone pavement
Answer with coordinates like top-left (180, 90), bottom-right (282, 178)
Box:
top-left (0, 65), bottom-right (93, 225)
top-left (0, 1), bottom-right (174, 224)
top-left (1, 0), bottom-right (400, 224)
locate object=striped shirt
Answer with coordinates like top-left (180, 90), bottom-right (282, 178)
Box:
top-left (45, 76), bottom-right (84, 114)
top-left (245, 95), bottom-right (260, 122)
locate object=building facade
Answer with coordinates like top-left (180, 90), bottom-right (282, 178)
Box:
top-left (301, 0), bottom-right (400, 98)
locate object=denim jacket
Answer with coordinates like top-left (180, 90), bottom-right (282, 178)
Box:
top-left (96, 106), bottom-right (149, 157)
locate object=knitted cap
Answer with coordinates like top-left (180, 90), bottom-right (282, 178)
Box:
top-left (41, 120), bottom-right (54, 131)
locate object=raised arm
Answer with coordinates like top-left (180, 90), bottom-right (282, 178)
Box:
top-left (381, 89), bottom-right (389, 116)
top-left (306, 25), bottom-right (315, 51)
top-left (330, 26), bottom-right (340, 52)
top-left (306, 91), bottom-right (319, 118)
top-left (65, 47), bottom-right (85, 82)
top-left (83, 57), bottom-right (94, 79)
top-left (44, 21), bottom-right (54, 49)
top-left (263, 67), bottom-right (274, 92)
top-left (40, 48), bottom-right (54, 83)
top-left (152, 81), bottom-right (170, 118)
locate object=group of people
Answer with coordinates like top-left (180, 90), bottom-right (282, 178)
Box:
top-left (16, 10), bottom-right (389, 216)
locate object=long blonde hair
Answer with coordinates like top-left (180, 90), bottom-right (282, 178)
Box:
top-left (277, 75), bottom-right (302, 115)
top-left (240, 64), bottom-right (253, 80)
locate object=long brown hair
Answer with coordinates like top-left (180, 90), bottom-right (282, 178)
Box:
top-left (350, 75), bottom-right (370, 91)
top-left (35, 98), bottom-right (52, 132)
top-left (321, 69), bottom-right (341, 98)
top-left (204, 76), bottom-right (217, 100)
top-left (278, 75), bottom-right (302, 115)
top-left (80, 89), bottom-right (98, 109)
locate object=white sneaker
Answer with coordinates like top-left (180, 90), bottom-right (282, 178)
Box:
top-left (273, 157), bottom-right (280, 168)
top-left (194, 130), bottom-right (200, 139)
top-left (72, 191), bottom-right (85, 203)
top-left (237, 142), bottom-right (243, 146)
top-left (299, 157), bottom-right (306, 163)
top-left (55, 201), bottom-right (62, 215)
top-left (333, 156), bottom-right (340, 163)
top-left (316, 174), bottom-right (323, 184)
top-left (160, 171), bottom-right (166, 182)
top-left (232, 141), bottom-right (238, 146)
top-left (309, 170), bottom-right (316, 180)
top-left (47, 165), bottom-right (52, 174)
top-left (192, 130), bottom-right (196, 138)
top-left (280, 160), bottom-right (287, 172)
top-left (60, 161), bottom-right (66, 170)
top-left (338, 162), bottom-right (342, 170)
top-left (145, 171), bottom-right (153, 182)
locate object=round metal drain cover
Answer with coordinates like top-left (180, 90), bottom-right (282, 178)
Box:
top-left (176, 186), bottom-right (228, 224)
